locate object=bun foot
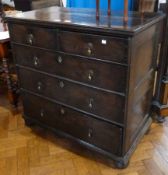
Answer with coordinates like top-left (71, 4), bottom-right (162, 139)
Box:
top-left (114, 159), bottom-right (129, 169)
top-left (155, 115), bottom-right (166, 123)
top-left (24, 119), bottom-right (34, 127)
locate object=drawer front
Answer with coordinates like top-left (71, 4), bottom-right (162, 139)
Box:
top-left (14, 45), bottom-right (127, 93)
top-left (22, 92), bottom-right (122, 156)
top-left (18, 68), bottom-right (125, 124)
top-left (58, 31), bottom-right (128, 63)
top-left (9, 24), bottom-right (57, 50)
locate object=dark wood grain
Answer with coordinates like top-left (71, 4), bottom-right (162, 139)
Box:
top-left (58, 31), bottom-right (128, 63)
top-left (22, 91), bottom-right (122, 156)
top-left (13, 44), bottom-right (127, 93)
top-left (18, 67), bottom-right (125, 125)
top-left (9, 24), bottom-right (57, 49)
top-left (123, 22), bottom-right (161, 153)
top-left (6, 6), bottom-right (165, 168)
top-left (6, 7), bottom-right (165, 36)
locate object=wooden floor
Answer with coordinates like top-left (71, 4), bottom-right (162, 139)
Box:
top-left (0, 91), bottom-right (168, 175)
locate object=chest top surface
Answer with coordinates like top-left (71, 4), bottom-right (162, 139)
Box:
top-left (5, 7), bottom-right (165, 36)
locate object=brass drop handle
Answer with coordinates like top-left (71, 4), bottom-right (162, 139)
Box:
top-left (57, 56), bottom-right (63, 64)
top-left (33, 56), bottom-right (39, 66)
top-left (59, 81), bottom-right (65, 88)
top-left (27, 33), bottom-right (34, 45)
top-left (37, 82), bottom-right (42, 91)
top-left (87, 43), bottom-right (93, 56)
top-left (60, 108), bottom-right (65, 115)
top-left (87, 48), bottom-right (92, 55)
top-left (40, 109), bottom-right (44, 117)
top-left (88, 98), bottom-right (94, 109)
top-left (88, 129), bottom-right (93, 138)
top-left (88, 70), bottom-right (94, 81)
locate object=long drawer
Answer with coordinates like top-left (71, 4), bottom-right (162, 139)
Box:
top-left (9, 24), bottom-right (57, 50)
top-left (13, 45), bottom-right (127, 93)
top-left (22, 92), bottom-right (122, 156)
top-left (18, 68), bottom-right (125, 124)
top-left (58, 31), bottom-right (128, 64)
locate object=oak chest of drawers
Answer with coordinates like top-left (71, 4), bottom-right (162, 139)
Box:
top-left (6, 7), bottom-right (165, 168)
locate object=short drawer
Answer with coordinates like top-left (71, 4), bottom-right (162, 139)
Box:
top-left (22, 92), bottom-right (122, 156)
top-left (58, 31), bottom-right (128, 63)
top-left (9, 24), bottom-right (57, 50)
top-left (18, 68), bottom-right (125, 124)
top-left (14, 45), bottom-right (127, 93)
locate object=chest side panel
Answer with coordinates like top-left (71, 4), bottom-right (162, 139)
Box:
top-left (124, 22), bottom-right (161, 154)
